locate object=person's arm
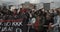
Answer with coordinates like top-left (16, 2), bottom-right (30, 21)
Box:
top-left (52, 16), bottom-right (59, 27)
top-left (27, 18), bottom-right (36, 26)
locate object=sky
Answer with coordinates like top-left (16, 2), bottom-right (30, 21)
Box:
top-left (0, 0), bottom-right (60, 4)
top-left (0, 0), bottom-right (60, 9)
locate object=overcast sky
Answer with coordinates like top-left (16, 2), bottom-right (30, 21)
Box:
top-left (0, 0), bottom-right (60, 8)
top-left (0, 0), bottom-right (60, 4)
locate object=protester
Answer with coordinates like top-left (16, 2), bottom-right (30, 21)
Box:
top-left (51, 8), bottom-right (60, 32)
top-left (0, 5), bottom-right (60, 32)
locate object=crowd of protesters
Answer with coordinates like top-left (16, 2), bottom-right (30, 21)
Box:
top-left (0, 6), bottom-right (60, 32)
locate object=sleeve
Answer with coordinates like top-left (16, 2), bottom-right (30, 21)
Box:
top-left (53, 16), bottom-right (59, 27)
top-left (31, 18), bottom-right (36, 24)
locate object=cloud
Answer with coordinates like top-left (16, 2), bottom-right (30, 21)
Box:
top-left (30, 0), bottom-right (40, 3)
top-left (0, 0), bottom-right (60, 9)
top-left (0, 0), bottom-right (60, 4)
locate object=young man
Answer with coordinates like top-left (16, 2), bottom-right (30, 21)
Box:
top-left (51, 9), bottom-right (60, 32)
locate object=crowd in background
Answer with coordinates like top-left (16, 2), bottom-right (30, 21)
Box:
top-left (0, 6), bottom-right (60, 32)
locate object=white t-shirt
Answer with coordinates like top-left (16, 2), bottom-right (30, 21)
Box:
top-left (30, 18), bottom-right (36, 24)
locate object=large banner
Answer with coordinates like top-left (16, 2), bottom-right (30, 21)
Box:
top-left (0, 15), bottom-right (24, 32)
top-left (0, 19), bottom-right (23, 32)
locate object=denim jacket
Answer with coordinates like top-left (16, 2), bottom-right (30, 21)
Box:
top-left (54, 15), bottom-right (60, 27)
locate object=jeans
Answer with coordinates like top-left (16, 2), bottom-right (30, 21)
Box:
top-left (53, 26), bottom-right (59, 32)
top-left (58, 27), bottom-right (60, 32)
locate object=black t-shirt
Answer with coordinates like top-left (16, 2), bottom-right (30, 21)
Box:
top-left (44, 19), bottom-right (53, 25)
top-left (22, 12), bottom-right (30, 26)
top-left (43, 18), bottom-right (54, 29)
